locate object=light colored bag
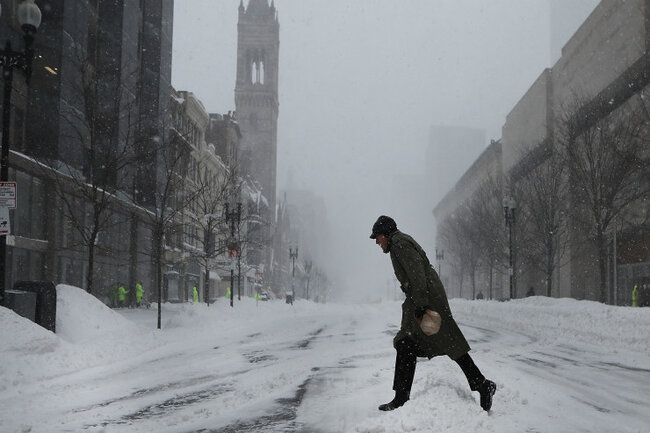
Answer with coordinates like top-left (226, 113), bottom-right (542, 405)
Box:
top-left (420, 309), bottom-right (442, 336)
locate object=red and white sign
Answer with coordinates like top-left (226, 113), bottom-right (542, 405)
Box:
top-left (0, 182), bottom-right (17, 209)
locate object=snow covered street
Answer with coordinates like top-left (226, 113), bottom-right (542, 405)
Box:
top-left (1, 285), bottom-right (649, 433)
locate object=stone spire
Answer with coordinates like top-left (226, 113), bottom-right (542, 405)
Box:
top-left (246, 0), bottom-right (273, 17)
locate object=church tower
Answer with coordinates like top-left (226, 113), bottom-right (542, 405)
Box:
top-left (235, 0), bottom-right (280, 220)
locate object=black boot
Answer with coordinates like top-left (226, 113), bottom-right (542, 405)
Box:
top-left (378, 391), bottom-right (409, 411)
top-left (478, 379), bottom-right (496, 411)
top-left (379, 338), bottom-right (417, 411)
top-left (455, 353), bottom-right (496, 411)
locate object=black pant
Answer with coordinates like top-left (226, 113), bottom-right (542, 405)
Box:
top-left (392, 338), bottom-right (485, 396)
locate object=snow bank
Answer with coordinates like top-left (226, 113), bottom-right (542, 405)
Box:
top-left (0, 304), bottom-right (59, 353)
top-left (451, 296), bottom-right (650, 357)
top-left (56, 284), bottom-right (135, 343)
top-left (0, 284), bottom-right (159, 391)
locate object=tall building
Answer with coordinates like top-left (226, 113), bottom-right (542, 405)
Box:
top-left (21, 0), bottom-right (173, 202)
top-left (0, 0), bottom-right (173, 297)
top-left (235, 0), bottom-right (279, 219)
top-left (549, 0), bottom-right (599, 64)
top-left (426, 126), bottom-right (485, 209)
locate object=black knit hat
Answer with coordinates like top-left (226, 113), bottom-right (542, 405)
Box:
top-left (370, 215), bottom-right (397, 239)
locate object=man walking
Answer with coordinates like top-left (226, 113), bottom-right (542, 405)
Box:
top-left (370, 215), bottom-right (496, 412)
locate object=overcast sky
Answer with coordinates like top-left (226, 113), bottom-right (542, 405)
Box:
top-left (172, 0), bottom-right (598, 300)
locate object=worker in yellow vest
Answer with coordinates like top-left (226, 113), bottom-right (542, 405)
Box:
top-left (117, 283), bottom-right (128, 308)
top-left (136, 282), bottom-right (144, 307)
top-left (226, 287), bottom-right (231, 300)
top-left (632, 285), bottom-right (638, 307)
top-left (192, 286), bottom-right (199, 302)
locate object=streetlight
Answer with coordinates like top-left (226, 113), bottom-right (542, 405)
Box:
top-left (225, 202), bottom-right (241, 307)
top-left (0, 0), bottom-right (42, 303)
top-left (289, 247), bottom-right (298, 298)
top-left (435, 248), bottom-right (444, 276)
top-left (503, 196), bottom-right (517, 299)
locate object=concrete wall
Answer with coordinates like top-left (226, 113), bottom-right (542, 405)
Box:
top-left (552, 0), bottom-right (645, 111)
top-left (501, 69), bottom-right (552, 174)
top-left (433, 141), bottom-right (503, 299)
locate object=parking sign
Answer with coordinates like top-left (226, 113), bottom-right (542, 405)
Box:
top-left (0, 182), bottom-right (17, 209)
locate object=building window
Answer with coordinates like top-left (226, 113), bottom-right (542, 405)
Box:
top-left (8, 247), bottom-right (45, 285)
top-left (11, 170), bottom-right (46, 240)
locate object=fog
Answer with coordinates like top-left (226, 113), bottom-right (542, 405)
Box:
top-left (172, 0), bottom-right (597, 302)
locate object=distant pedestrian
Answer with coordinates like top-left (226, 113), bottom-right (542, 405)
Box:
top-left (370, 215), bottom-right (496, 412)
top-left (107, 285), bottom-right (118, 308)
top-left (117, 283), bottom-right (129, 308)
top-left (193, 286), bottom-right (199, 303)
top-left (632, 284), bottom-right (638, 307)
top-left (136, 282), bottom-right (144, 307)
top-left (526, 286), bottom-right (535, 297)
top-left (226, 287), bottom-right (231, 300)
top-left (476, 291), bottom-right (484, 300)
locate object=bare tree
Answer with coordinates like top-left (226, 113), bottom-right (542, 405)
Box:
top-left (470, 177), bottom-right (506, 300)
top-left (438, 177), bottom-right (505, 300)
top-left (438, 204), bottom-right (479, 299)
top-left (232, 180), bottom-right (274, 297)
top-left (141, 130), bottom-right (189, 329)
top-left (558, 94), bottom-right (650, 303)
top-left (43, 26), bottom-right (140, 295)
top-left (184, 155), bottom-right (240, 305)
top-left (514, 146), bottom-right (570, 297)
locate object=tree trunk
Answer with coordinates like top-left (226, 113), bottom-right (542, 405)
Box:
top-left (471, 268), bottom-right (476, 300)
top-left (205, 265), bottom-right (210, 306)
top-left (597, 230), bottom-right (608, 304)
top-left (155, 224), bottom-right (164, 329)
top-left (86, 241), bottom-right (95, 294)
top-left (546, 243), bottom-right (553, 297)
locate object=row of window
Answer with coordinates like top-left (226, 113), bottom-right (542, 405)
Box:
top-left (172, 106), bottom-right (202, 148)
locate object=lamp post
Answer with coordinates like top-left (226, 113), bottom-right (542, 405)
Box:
top-left (503, 196), bottom-right (517, 299)
top-left (435, 248), bottom-right (444, 276)
top-left (225, 202), bottom-right (241, 307)
top-left (289, 247), bottom-right (298, 298)
top-left (0, 0), bottom-right (41, 304)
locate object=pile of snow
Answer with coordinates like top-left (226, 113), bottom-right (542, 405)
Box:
top-left (452, 296), bottom-right (650, 358)
top-left (0, 303), bottom-right (59, 354)
top-left (0, 284), bottom-right (160, 390)
top-left (56, 285), bottom-right (135, 343)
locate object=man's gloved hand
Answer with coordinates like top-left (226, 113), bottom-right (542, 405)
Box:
top-left (414, 306), bottom-right (427, 322)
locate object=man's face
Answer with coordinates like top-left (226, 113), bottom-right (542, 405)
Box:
top-left (375, 234), bottom-right (389, 253)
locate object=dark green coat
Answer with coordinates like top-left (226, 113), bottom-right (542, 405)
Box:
top-left (389, 230), bottom-right (470, 360)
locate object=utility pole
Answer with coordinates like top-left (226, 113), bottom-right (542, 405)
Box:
top-left (289, 247), bottom-right (298, 299)
top-left (237, 248), bottom-right (242, 301)
top-left (225, 202), bottom-right (241, 307)
top-left (204, 215), bottom-right (214, 306)
top-left (503, 197), bottom-right (517, 299)
top-left (613, 216), bottom-right (617, 305)
top-left (0, 0), bottom-right (42, 304)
